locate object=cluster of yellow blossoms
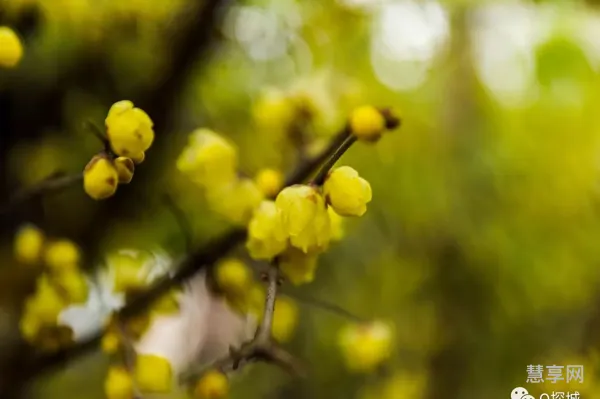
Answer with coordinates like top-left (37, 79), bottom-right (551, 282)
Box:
top-left (102, 250), bottom-right (181, 398)
top-left (0, 26), bottom-right (24, 68)
top-left (83, 100), bottom-right (154, 200)
top-left (11, 99), bottom-right (398, 398)
top-left (14, 224), bottom-right (88, 350)
top-left (176, 129), bottom-right (268, 225)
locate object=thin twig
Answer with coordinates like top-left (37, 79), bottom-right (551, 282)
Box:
top-left (180, 263), bottom-right (303, 385)
top-left (283, 291), bottom-right (365, 323)
top-left (255, 261), bottom-right (280, 343)
top-left (281, 128), bottom-right (350, 190)
top-left (310, 134), bottom-right (357, 186)
top-left (83, 120), bottom-right (111, 152)
top-left (0, 173), bottom-right (84, 217)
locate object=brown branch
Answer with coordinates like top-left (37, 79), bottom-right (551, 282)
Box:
top-left (182, 261), bottom-right (304, 386)
top-left (310, 133), bottom-right (356, 186)
top-left (254, 262), bottom-right (280, 343)
top-left (0, 173), bottom-right (84, 217)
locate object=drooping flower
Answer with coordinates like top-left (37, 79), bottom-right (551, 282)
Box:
top-left (246, 200), bottom-right (288, 260)
top-left (275, 185), bottom-right (331, 253)
top-left (324, 166), bottom-right (372, 217)
top-left (105, 100), bottom-right (154, 162)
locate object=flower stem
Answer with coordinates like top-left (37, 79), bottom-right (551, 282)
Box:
top-left (255, 261), bottom-right (280, 343)
top-left (311, 134), bottom-right (357, 186)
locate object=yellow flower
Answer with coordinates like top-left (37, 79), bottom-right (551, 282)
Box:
top-left (349, 105), bottom-right (385, 142)
top-left (215, 258), bottom-right (253, 297)
top-left (176, 128), bottom-right (238, 189)
top-left (252, 89), bottom-right (297, 132)
top-left (108, 250), bottom-right (150, 293)
top-left (338, 320), bottom-right (394, 373)
top-left (275, 185), bottom-right (331, 253)
top-left (53, 270), bottom-right (88, 304)
top-left (44, 239), bottom-right (81, 273)
top-left (83, 155), bottom-right (119, 200)
top-left (324, 166), bottom-right (372, 217)
top-left (114, 157), bottom-right (135, 184)
top-left (101, 330), bottom-right (121, 354)
top-left (194, 370), bottom-right (229, 399)
top-left (246, 200), bottom-right (288, 260)
top-left (14, 224), bottom-right (45, 265)
top-left (271, 296), bottom-right (299, 343)
top-left (0, 26), bottom-right (23, 68)
top-left (25, 279), bottom-right (66, 324)
top-left (206, 178), bottom-right (264, 225)
top-left (255, 168), bottom-right (284, 197)
top-left (105, 100), bottom-right (154, 161)
top-left (135, 354), bottom-right (173, 393)
top-left (104, 366), bottom-right (134, 399)
top-left (279, 247), bottom-right (319, 285)
top-left (20, 312), bottom-right (40, 342)
top-left (328, 207), bottom-right (345, 241)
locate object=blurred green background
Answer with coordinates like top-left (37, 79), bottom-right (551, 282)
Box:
top-left (3, 0), bottom-right (600, 398)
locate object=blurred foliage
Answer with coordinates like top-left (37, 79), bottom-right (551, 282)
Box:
top-left (3, 0), bottom-right (600, 398)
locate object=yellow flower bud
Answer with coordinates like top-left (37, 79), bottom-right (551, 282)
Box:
top-left (246, 200), bottom-right (288, 260)
top-left (279, 247), bottom-right (319, 286)
top-left (105, 100), bottom-right (155, 159)
top-left (206, 178), bottom-right (264, 225)
top-left (26, 279), bottom-right (66, 324)
top-left (114, 157), bottom-right (135, 184)
top-left (14, 224), bottom-right (45, 265)
top-left (101, 330), bottom-right (121, 354)
top-left (104, 366), bottom-right (134, 399)
top-left (275, 185), bottom-right (331, 253)
top-left (324, 166), bottom-right (372, 217)
top-left (20, 312), bottom-right (40, 342)
top-left (338, 320), bottom-right (394, 373)
top-left (328, 207), bottom-right (345, 241)
top-left (0, 27), bottom-right (24, 68)
top-left (134, 354), bottom-right (173, 393)
top-left (252, 89), bottom-right (297, 132)
top-left (255, 168), bottom-right (284, 197)
top-left (349, 105), bottom-right (385, 142)
top-left (194, 370), bottom-right (229, 399)
top-left (83, 155), bottom-right (119, 200)
top-left (53, 270), bottom-right (88, 304)
top-left (176, 129), bottom-right (238, 189)
top-left (271, 296), bottom-right (298, 343)
top-left (44, 239), bottom-right (81, 273)
top-left (215, 258), bottom-right (252, 297)
top-left (108, 250), bottom-right (151, 293)
top-left (131, 151), bottom-right (145, 164)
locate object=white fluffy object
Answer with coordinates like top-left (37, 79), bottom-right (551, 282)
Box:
top-left (134, 271), bottom-right (257, 376)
